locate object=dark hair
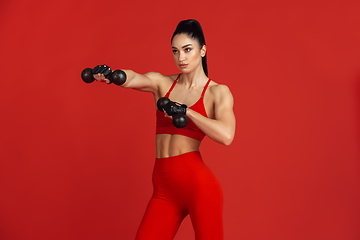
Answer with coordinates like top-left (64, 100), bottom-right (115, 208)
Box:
top-left (171, 19), bottom-right (208, 77)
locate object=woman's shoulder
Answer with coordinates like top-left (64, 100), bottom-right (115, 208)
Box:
top-left (207, 81), bottom-right (234, 105)
top-left (208, 80), bottom-right (232, 95)
top-left (144, 72), bottom-right (180, 98)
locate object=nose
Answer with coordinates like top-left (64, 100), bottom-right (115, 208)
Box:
top-left (179, 51), bottom-right (186, 62)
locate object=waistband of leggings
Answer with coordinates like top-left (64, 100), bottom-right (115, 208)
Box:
top-left (155, 151), bottom-right (201, 160)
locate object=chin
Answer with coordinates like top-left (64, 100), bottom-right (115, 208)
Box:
top-left (178, 67), bottom-right (191, 74)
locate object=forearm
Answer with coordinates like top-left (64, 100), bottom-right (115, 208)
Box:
top-left (186, 109), bottom-right (235, 146)
top-left (118, 70), bottom-right (158, 93)
top-left (120, 70), bottom-right (142, 88)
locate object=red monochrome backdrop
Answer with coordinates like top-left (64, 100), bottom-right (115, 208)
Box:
top-left (0, 0), bottom-right (359, 239)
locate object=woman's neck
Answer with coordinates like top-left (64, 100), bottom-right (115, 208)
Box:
top-left (179, 68), bottom-right (208, 89)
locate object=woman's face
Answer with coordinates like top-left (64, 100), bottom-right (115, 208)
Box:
top-left (171, 33), bottom-right (206, 74)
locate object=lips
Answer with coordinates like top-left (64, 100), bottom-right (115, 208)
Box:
top-left (179, 64), bottom-right (188, 68)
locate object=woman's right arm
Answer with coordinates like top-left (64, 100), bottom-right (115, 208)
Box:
top-left (94, 69), bottom-right (165, 96)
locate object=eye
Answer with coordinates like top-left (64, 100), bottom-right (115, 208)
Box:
top-left (172, 49), bottom-right (178, 54)
top-left (185, 48), bottom-right (192, 52)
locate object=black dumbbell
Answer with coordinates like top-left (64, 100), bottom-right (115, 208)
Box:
top-left (157, 97), bottom-right (187, 128)
top-left (81, 65), bottom-right (126, 86)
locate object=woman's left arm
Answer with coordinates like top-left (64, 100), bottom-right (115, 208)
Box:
top-left (186, 85), bottom-right (235, 146)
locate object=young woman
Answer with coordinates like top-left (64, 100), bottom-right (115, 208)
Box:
top-left (93, 19), bottom-right (235, 240)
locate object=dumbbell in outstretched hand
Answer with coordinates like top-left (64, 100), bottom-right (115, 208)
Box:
top-left (157, 97), bottom-right (188, 128)
top-left (81, 65), bottom-right (126, 86)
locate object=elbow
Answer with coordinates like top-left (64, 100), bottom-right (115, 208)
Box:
top-left (221, 133), bottom-right (234, 146)
top-left (223, 138), bottom-right (233, 146)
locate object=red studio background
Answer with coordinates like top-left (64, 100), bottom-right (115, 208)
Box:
top-left (0, 0), bottom-right (359, 239)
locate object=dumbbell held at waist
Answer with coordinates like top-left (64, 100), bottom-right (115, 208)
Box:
top-left (81, 65), bottom-right (126, 86)
top-left (157, 97), bottom-right (188, 128)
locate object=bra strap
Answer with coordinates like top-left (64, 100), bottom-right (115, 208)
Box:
top-left (165, 74), bottom-right (181, 98)
top-left (201, 79), bottom-right (211, 97)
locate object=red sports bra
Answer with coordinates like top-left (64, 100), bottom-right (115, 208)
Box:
top-left (156, 75), bottom-right (211, 141)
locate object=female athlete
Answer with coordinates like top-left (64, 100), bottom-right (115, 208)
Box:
top-left (92, 19), bottom-right (235, 240)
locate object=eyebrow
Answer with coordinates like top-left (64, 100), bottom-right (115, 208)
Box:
top-left (172, 44), bottom-right (193, 49)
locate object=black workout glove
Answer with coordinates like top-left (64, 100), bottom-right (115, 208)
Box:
top-left (92, 65), bottom-right (127, 85)
top-left (92, 64), bottom-right (112, 79)
top-left (164, 101), bottom-right (187, 116)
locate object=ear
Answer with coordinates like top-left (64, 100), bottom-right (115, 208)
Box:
top-left (201, 45), bottom-right (206, 57)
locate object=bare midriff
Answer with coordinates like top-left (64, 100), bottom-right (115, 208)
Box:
top-left (156, 134), bottom-right (201, 158)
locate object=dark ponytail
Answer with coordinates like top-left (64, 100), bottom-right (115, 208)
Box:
top-left (171, 19), bottom-right (208, 77)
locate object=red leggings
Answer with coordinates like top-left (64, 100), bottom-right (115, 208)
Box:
top-left (135, 151), bottom-right (223, 240)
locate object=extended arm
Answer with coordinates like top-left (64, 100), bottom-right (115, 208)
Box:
top-left (93, 67), bottom-right (165, 95)
top-left (186, 85), bottom-right (235, 146)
